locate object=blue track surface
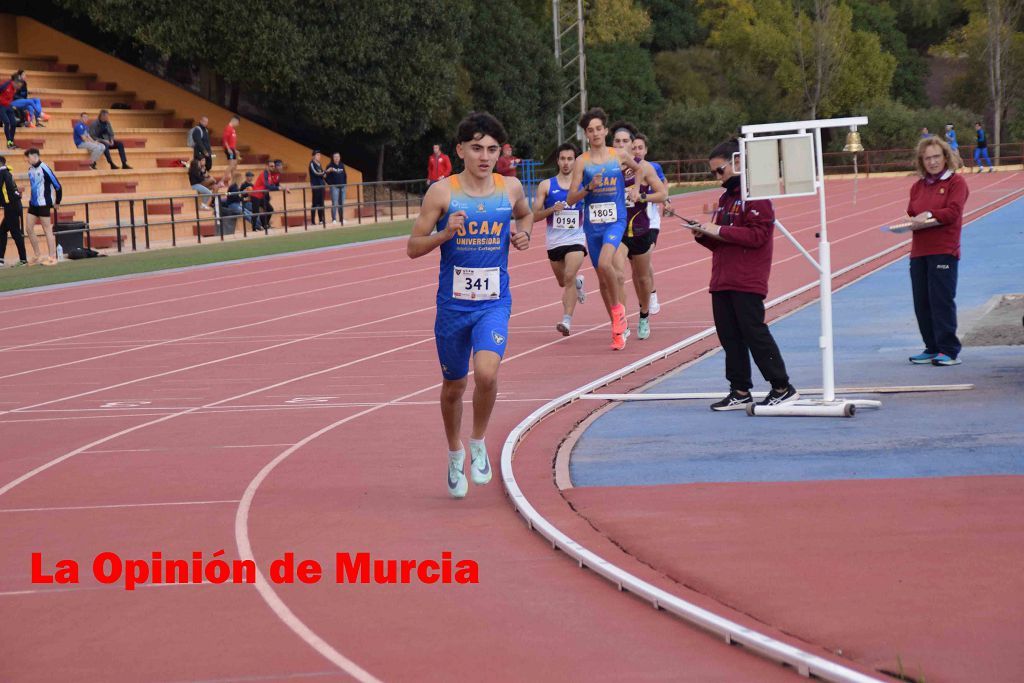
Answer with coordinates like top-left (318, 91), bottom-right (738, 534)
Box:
top-left (571, 196), bottom-right (1024, 486)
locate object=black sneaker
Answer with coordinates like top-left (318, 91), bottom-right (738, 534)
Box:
top-left (711, 391), bottom-right (753, 411)
top-left (759, 385), bottom-right (800, 406)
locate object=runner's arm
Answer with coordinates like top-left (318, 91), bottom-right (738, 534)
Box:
top-left (639, 162), bottom-right (668, 204)
top-left (407, 182), bottom-right (457, 259)
top-left (533, 179), bottom-right (557, 222)
top-left (565, 158), bottom-right (588, 206)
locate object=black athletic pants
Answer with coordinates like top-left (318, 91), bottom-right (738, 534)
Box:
top-left (311, 186), bottom-right (325, 224)
top-left (910, 254), bottom-right (961, 359)
top-left (1, 206), bottom-right (28, 263)
top-left (711, 290), bottom-right (790, 392)
top-left (100, 139), bottom-right (128, 166)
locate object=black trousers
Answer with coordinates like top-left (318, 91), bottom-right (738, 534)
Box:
top-left (311, 186), bottom-right (325, 224)
top-left (252, 197), bottom-right (274, 231)
top-left (1, 206), bottom-right (27, 263)
top-left (910, 254), bottom-right (961, 358)
top-left (0, 107), bottom-right (15, 142)
top-left (711, 290), bottom-right (790, 392)
top-left (193, 149), bottom-right (213, 174)
top-left (101, 140), bottom-right (128, 165)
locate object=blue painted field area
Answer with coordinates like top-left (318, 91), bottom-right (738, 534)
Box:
top-left (571, 196), bottom-right (1024, 486)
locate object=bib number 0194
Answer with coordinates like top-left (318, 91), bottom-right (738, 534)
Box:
top-left (452, 266), bottom-right (500, 301)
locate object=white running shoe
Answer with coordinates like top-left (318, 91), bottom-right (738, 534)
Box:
top-left (575, 275), bottom-right (586, 304)
top-left (556, 319), bottom-right (571, 336)
top-left (448, 450), bottom-right (468, 498)
top-left (469, 441), bottom-right (492, 485)
top-left (650, 291), bottom-right (661, 315)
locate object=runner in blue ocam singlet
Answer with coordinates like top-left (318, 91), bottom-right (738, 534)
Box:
top-left (407, 112), bottom-right (532, 499)
top-left (564, 107), bottom-right (641, 351)
top-left (579, 152), bottom-right (627, 269)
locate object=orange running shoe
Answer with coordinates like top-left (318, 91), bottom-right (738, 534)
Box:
top-left (610, 303), bottom-right (627, 335)
top-left (610, 331), bottom-right (626, 351)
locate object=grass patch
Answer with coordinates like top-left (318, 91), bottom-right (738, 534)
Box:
top-left (0, 220), bottom-right (413, 293)
top-left (669, 183), bottom-right (718, 196)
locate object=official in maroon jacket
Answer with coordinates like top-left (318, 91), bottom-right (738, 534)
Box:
top-left (692, 139), bottom-right (798, 411)
top-left (905, 137), bottom-right (969, 366)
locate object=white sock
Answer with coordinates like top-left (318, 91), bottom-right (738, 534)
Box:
top-left (469, 438), bottom-right (485, 450)
top-left (449, 446), bottom-right (464, 462)
top-left (562, 314), bottom-right (572, 326)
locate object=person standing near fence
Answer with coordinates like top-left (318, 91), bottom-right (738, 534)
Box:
top-left (427, 144), bottom-right (451, 186)
top-left (0, 154), bottom-right (28, 267)
top-left (906, 137), bottom-right (969, 367)
top-left (23, 148), bottom-right (60, 266)
top-left (326, 152), bottom-right (347, 225)
top-left (973, 122), bottom-right (993, 173)
top-left (190, 116), bottom-right (213, 173)
top-left (309, 149), bottom-right (326, 225)
top-left (496, 143), bottom-right (519, 177)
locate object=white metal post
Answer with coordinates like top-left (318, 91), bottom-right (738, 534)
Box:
top-left (814, 127), bottom-right (836, 403)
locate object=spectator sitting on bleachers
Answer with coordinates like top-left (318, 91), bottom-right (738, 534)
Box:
top-left (73, 113), bottom-right (106, 169)
top-left (188, 157), bottom-right (217, 211)
top-left (217, 172), bottom-right (247, 234)
top-left (250, 159), bottom-right (290, 233)
top-left (239, 170), bottom-right (256, 228)
top-left (89, 110), bottom-right (132, 170)
top-left (11, 71), bottom-right (48, 128)
top-left (0, 74), bottom-right (20, 150)
top-left (190, 115), bottom-right (213, 173)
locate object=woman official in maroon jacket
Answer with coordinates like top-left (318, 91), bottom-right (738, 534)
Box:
top-left (905, 137), bottom-right (969, 366)
top-left (692, 139), bottom-right (798, 411)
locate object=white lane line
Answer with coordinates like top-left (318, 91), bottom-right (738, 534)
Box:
top-left (0, 499), bottom-right (241, 513)
top-left (2, 252), bottom-right (416, 333)
top-left (0, 234), bottom-right (410, 311)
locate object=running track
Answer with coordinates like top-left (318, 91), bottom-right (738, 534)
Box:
top-left (1, 172), bottom-right (1020, 682)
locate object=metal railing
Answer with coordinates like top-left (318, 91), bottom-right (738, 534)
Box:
top-left (27, 178), bottom-right (429, 254)
top-left (654, 142), bottom-right (1024, 182)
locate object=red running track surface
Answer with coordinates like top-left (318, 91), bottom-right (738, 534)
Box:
top-left (0, 172), bottom-right (1020, 682)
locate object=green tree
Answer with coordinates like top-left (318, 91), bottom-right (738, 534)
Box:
top-left (462, 2), bottom-right (560, 160)
top-left (585, 0), bottom-right (652, 45)
top-left (586, 43), bottom-right (664, 131)
top-left (848, 0), bottom-right (930, 106)
top-left (651, 99), bottom-right (746, 160)
top-left (653, 47), bottom-right (723, 105)
top-left (639, 0), bottom-right (707, 50)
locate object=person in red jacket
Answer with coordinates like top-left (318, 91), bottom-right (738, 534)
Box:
top-left (905, 136), bottom-right (969, 366)
top-left (427, 144), bottom-right (452, 185)
top-left (0, 74), bottom-right (21, 149)
top-left (692, 139), bottom-right (798, 411)
top-left (495, 143), bottom-right (520, 177)
top-left (223, 115), bottom-right (239, 174)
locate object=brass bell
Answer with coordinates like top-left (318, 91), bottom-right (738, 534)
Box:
top-left (843, 130), bottom-right (864, 153)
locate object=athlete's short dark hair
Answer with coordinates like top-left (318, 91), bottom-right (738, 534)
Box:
top-left (456, 112), bottom-right (508, 146)
top-left (609, 120), bottom-right (637, 141)
top-left (579, 107), bottom-right (608, 131)
top-left (708, 139), bottom-right (739, 161)
top-left (556, 142), bottom-right (580, 157)
top-left (23, 148), bottom-right (40, 157)
top-left (634, 133), bottom-right (649, 145)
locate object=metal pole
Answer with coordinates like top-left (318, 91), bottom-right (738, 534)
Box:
top-left (552, 0), bottom-right (563, 146)
top-left (814, 127), bottom-right (836, 403)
